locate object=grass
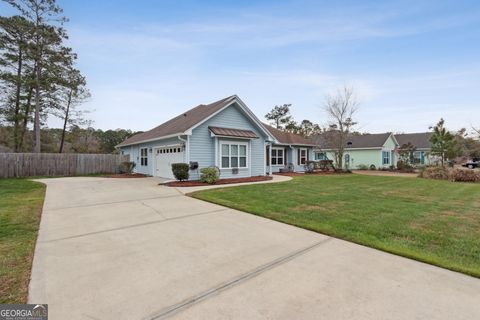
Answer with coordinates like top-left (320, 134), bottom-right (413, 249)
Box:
top-left (0, 179), bottom-right (46, 303)
top-left (191, 174), bottom-right (480, 277)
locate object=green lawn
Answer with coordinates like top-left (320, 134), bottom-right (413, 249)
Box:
top-left (0, 179), bottom-right (45, 303)
top-left (191, 174), bottom-right (480, 277)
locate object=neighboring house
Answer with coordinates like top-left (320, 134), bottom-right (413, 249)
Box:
top-left (312, 132), bottom-right (398, 169)
top-left (394, 132), bottom-right (434, 165)
top-left (117, 95), bottom-right (315, 179)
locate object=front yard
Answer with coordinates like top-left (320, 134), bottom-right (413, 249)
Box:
top-left (192, 174), bottom-right (480, 277)
top-left (0, 179), bottom-right (45, 303)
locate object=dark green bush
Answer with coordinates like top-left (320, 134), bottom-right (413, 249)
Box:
top-left (356, 164), bottom-right (369, 170)
top-left (171, 163), bottom-right (189, 181)
top-left (369, 164), bottom-right (376, 170)
top-left (200, 167), bottom-right (219, 184)
top-left (119, 161), bottom-right (136, 173)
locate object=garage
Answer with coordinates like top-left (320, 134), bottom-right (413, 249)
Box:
top-left (154, 145), bottom-right (184, 179)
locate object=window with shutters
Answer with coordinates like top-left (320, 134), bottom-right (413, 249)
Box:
top-left (299, 148), bottom-right (308, 164)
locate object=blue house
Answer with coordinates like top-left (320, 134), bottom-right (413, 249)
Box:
top-left (117, 95), bottom-right (316, 179)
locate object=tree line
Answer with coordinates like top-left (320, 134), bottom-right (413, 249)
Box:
top-left (0, 0), bottom-right (89, 153)
top-left (0, 125), bottom-right (137, 154)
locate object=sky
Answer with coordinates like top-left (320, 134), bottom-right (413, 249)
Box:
top-left (1, 0), bottom-right (480, 134)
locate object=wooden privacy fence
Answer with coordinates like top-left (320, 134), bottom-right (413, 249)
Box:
top-left (0, 153), bottom-right (129, 178)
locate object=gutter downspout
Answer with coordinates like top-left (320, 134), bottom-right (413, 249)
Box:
top-left (178, 135), bottom-right (188, 164)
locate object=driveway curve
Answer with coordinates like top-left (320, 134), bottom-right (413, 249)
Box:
top-left (29, 177), bottom-right (480, 320)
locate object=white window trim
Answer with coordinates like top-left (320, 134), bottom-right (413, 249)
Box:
top-left (382, 150), bottom-right (390, 165)
top-left (314, 151), bottom-right (326, 161)
top-left (271, 147), bottom-right (285, 167)
top-left (299, 148), bottom-right (308, 165)
top-left (219, 140), bottom-right (249, 169)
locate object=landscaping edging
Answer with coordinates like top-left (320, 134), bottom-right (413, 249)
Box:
top-left (163, 175), bottom-right (272, 187)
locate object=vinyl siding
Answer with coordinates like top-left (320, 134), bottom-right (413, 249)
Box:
top-left (267, 145), bottom-right (313, 173)
top-left (120, 136), bottom-right (186, 176)
top-left (189, 102), bottom-right (267, 180)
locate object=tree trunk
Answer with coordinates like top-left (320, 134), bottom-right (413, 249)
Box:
top-left (33, 58), bottom-right (41, 153)
top-left (19, 84), bottom-right (34, 151)
top-left (33, 8), bottom-right (42, 153)
top-left (59, 89), bottom-right (73, 153)
top-left (13, 44), bottom-right (23, 152)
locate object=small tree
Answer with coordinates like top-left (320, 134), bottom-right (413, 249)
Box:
top-left (429, 118), bottom-right (461, 166)
top-left (397, 142), bottom-right (416, 167)
top-left (265, 104), bottom-right (292, 129)
top-left (323, 86), bottom-right (359, 170)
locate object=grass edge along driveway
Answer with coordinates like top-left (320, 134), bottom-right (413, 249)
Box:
top-left (191, 174), bottom-right (480, 278)
top-left (0, 179), bottom-right (45, 304)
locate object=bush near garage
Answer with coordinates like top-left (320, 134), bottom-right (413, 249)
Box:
top-left (200, 167), bottom-right (219, 184)
top-left (171, 163), bottom-right (189, 181)
top-left (119, 161), bottom-right (136, 173)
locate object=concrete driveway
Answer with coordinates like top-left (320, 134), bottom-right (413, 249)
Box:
top-left (30, 177), bottom-right (480, 320)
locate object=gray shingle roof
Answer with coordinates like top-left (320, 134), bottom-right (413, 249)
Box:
top-left (394, 132), bottom-right (432, 149)
top-left (312, 132), bottom-right (392, 149)
top-left (118, 96), bottom-right (236, 146)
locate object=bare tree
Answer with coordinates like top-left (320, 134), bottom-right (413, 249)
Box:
top-left (473, 126), bottom-right (480, 136)
top-left (323, 86), bottom-right (359, 170)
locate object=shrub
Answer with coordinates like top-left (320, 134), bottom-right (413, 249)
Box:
top-left (304, 161), bottom-right (315, 173)
top-left (200, 167), bottom-right (219, 184)
top-left (419, 166), bottom-right (448, 180)
top-left (396, 160), bottom-right (415, 173)
top-left (119, 161), bottom-right (136, 174)
top-left (369, 164), bottom-right (376, 170)
top-left (448, 168), bottom-right (480, 183)
top-left (356, 164), bottom-right (369, 170)
top-left (171, 163), bottom-right (189, 181)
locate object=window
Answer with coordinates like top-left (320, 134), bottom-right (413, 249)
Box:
top-left (314, 152), bottom-right (326, 160)
top-left (271, 148), bottom-right (284, 166)
top-left (299, 149), bottom-right (307, 165)
top-left (140, 148), bottom-right (148, 166)
top-left (220, 142), bottom-right (248, 168)
top-left (382, 151), bottom-right (390, 165)
top-left (413, 151), bottom-right (425, 165)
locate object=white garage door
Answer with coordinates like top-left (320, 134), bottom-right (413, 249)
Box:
top-left (154, 146), bottom-right (184, 179)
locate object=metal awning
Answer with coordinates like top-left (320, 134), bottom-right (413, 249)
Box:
top-left (209, 126), bottom-right (259, 139)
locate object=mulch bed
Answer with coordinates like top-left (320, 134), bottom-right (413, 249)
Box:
top-left (163, 175), bottom-right (273, 187)
top-left (274, 171), bottom-right (336, 177)
top-left (104, 173), bottom-right (148, 178)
